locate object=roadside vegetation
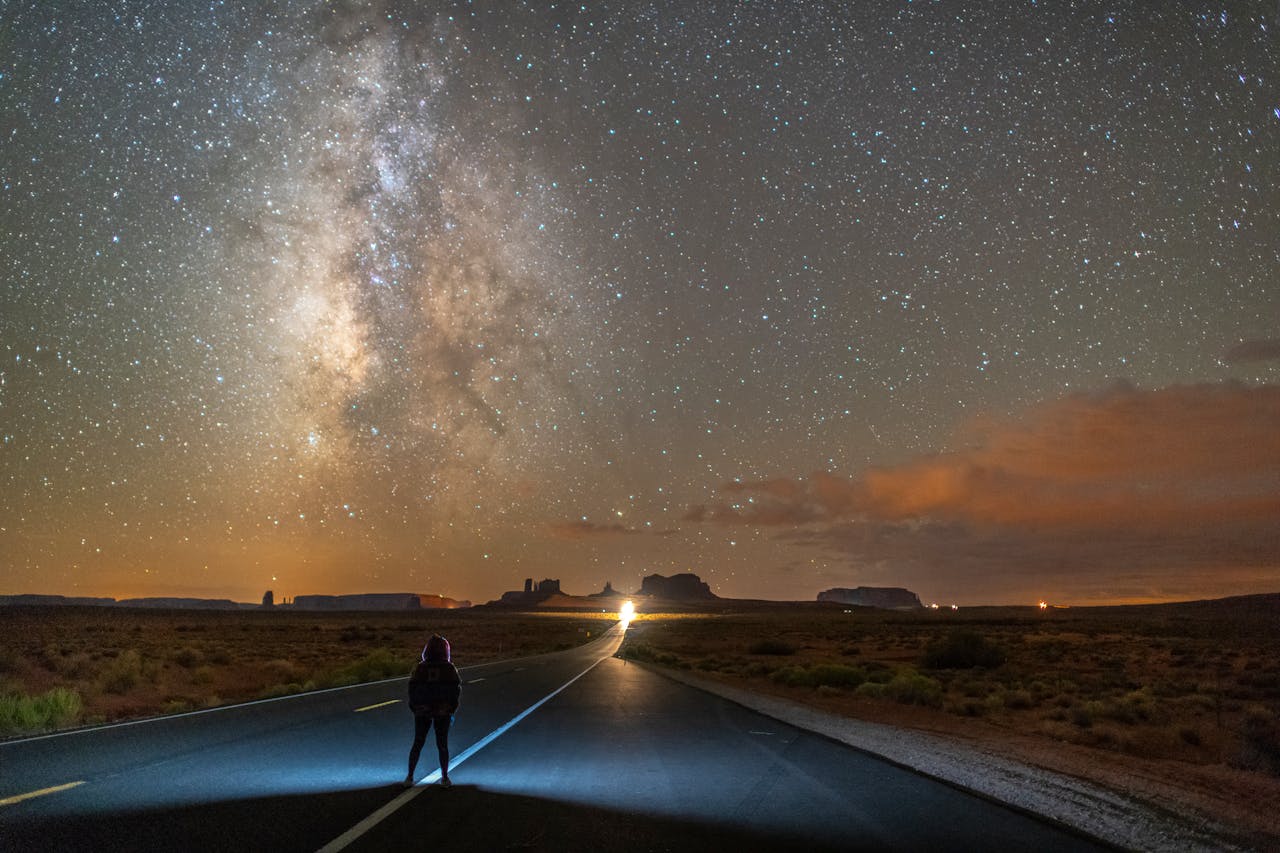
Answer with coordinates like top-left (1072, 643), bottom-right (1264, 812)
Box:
top-left (619, 604), bottom-right (1280, 776)
top-left (0, 607), bottom-right (611, 736)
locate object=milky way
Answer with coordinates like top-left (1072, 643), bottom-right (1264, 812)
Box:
top-left (2, 2), bottom-right (1278, 605)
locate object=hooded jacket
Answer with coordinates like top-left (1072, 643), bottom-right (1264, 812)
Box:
top-left (408, 640), bottom-right (461, 716)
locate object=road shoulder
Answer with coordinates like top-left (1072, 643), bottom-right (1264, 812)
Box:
top-left (632, 660), bottom-right (1246, 852)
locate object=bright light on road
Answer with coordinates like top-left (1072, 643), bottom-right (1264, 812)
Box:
top-left (619, 600), bottom-right (635, 626)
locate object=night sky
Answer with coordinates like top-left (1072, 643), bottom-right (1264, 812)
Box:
top-left (2, 1), bottom-right (1278, 606)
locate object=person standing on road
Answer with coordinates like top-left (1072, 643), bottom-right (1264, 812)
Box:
top-left (405, 634), bottom-right (461, 788)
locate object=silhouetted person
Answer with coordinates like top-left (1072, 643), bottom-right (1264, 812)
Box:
top-left (405, 634), bottom-right (461, 788)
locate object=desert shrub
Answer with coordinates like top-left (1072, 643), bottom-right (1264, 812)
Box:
top-left (161, 699), bottom-right (193, 714)
top-left (260, 683), bottom-right (304, 699)
top-left (858, 669), bottom-right (943, 707)
top-left (1029, 639), bottom-right (1068, 663)
top-left (263, 659), bottom-right (301, 682)
top-left (863, 661), bottom-right (894, 683)
top-left (949, 697), bottom-right (987, 717)
top-left (342, 648), bottom-right (405, 682)
top-left (171, 647), bottom-right (202, 669)
top-left (1004, 689), bottom-right (1036, 709)
top-left (0, 693), bottom-right (42, 733)
top-left (0, 687), bottom-right (82, 735)
top-left (1072, 701), bottom-right (1104, 729)
top-left (36, 687), bottom-right (82, 727)
top-left (921, 630), bottom-right (1006, 670)
top-left (204, 647), bottom-right (232, 666)
top-left (748, 639), bottom-right (797, 656)
top-left (1106, 689), bottom-right (1160, 724)
top-left (809, 664), bottom-right (866, 689)
top-left (339, 625), bottom-right (376, 644)
top-left (772, 666), bottom-right (813, 687)
top-left (771, 664), bottom-right (866, 689)
top-left (190, 665), bottom-right (215, 685)
top-left (101, 649), bottom-right (143, 694)
top-left (883, 670), bottom-right (943, 707)
top-left (620, 644), bottom-right (679, 666)
top-left (956, 677), bottom-right (995, 698)
top-left (1179, 726), bottom-right (1203, 746)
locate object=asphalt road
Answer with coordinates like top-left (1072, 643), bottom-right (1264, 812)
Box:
top-left (0, 623), bottom-right (1106, 852)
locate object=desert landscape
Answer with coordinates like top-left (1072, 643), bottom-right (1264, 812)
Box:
top-left (0, 606), bottom-right (612, 732)
top-left (619, 596), bottom-right (1280, 847)
top-left (3, 594), bottom-right (1278, 845)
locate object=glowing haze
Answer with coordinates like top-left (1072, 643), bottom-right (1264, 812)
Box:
top-left (2, 3), bottom-right (1277, 606)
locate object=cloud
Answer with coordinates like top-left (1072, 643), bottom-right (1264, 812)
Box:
top-left (1224, 339), bottom-right (1280, 364)
top-left (688, 383), bottom-right (1280, 600)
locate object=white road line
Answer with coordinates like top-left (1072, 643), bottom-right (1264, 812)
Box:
top-left (0, 780), bottom-right (85, 807)
top-left (317, 637), bottom-right (617, 853)
top-left (466, 677), bottom-right (486, 684)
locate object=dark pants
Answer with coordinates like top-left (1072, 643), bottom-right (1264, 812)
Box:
top-left (408, 714), bottom-right (452, 778)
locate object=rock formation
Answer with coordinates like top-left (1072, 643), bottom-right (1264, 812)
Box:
top-left (290, 593), bottom-right (467, 611)
top-left (817, 586), bottom-right (923, 610)
top-left (638, 573), bottom-right (717, 600)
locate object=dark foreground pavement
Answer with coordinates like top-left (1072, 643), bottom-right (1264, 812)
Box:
top-left (346, 654), bottom-right (1107, 852)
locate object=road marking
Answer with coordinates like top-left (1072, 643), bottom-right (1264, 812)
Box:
top-left (466, 677), bottom-right (486, 684)
top-left (354, 700), bottom-right (400, 713)
top-left (318, 629), bottom-right (620, 853)
top-left (0, 780), bottom-right (85, 807)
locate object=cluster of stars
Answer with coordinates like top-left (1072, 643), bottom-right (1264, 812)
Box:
top-left (1, 1), bottom-right (1276, 604)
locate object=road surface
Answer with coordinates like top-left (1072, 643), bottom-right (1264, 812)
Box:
top-left (0, 623), bottom-right (1106, 851)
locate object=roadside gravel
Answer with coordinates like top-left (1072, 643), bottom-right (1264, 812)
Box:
top-left (640, 662), bottom-right (1250, 852)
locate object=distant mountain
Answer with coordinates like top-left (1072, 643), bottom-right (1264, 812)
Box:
top-left (0, 594), bottom-right (118, 607)
top-left (638, 573), bottom-right (717, 600)
top-left (115, 597), bottom-right (245, 610)
top-left (817, 586), bottom-right (923, 610)
top-left (290, 593), bottom-right (469, 611)
top-left (0, 592), bottom-right (468, 611)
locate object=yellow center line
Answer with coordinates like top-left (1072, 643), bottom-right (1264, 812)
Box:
top-left (354, 699), bottom-right (400, 713)
top-left (0, 780), bottom-right (85, 807)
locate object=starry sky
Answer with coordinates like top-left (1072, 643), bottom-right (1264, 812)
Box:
top-left (2, 1), bottom-right (1278, 607)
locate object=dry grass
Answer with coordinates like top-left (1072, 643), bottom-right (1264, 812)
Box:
top-left (619, 603), bottom-right (1280, 774)
top-left (0, 606), bottom-right (613, 735)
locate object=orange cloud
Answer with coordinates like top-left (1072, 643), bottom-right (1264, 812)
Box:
top-left (687, 383), bottom-right (1280, 600)
top-left (695, 382), bottom-right (1280, 532)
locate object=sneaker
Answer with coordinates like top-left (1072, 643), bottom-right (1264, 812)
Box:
top-left (438, 776), bottom-right (452, 788)
top-left (402, 775), bottom-right (415, 788)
